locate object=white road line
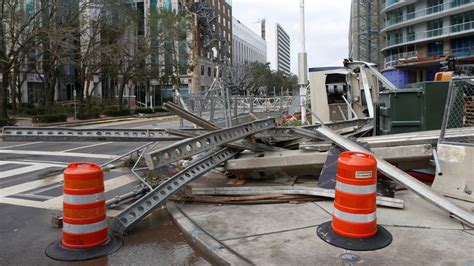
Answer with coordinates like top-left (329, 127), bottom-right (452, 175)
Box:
top-left (0, 160), bottom-right (66, 168)
top-left (0, 165), bottom-right (53, 179)
top-left (0, 142), bottom-right (43, 150)
top-left (43, 174), bottom-right (137, 210)
top-left (0, 174), bottom-right (63, 197)
top-left (0, 174), bottom-right (137, 211)
top-left (60, 142), bottom-right (112, 152)
top-left (0, 197), bottom-right (46, 208)
top-left (0, 150), bottom-right (116, 159)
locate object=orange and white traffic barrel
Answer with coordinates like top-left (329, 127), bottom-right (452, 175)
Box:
top-left (317, 151), bottom-right (392, 251)
top-left (46, 163), bottom-right (122, 261)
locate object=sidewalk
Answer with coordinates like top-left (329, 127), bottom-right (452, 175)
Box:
top-left (168, 177), bottom-right (474, 265)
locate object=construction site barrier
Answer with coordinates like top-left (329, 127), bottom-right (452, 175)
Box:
top-left (45, 163), bottom-right (122, 261)
top-left (62, 162), bottom-right (107, 248)
top-left (317, 151), bottom-right (392, 251)
top-left (332, 152), bottom-right (377, 238)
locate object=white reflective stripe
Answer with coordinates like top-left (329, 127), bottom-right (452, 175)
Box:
top-left (63, 220), bottom-right (107, 234)
top-left (336, 181), bottom-right (376, 195)
top-left (64, 192), bottom-right (105, 204)
top-left (334, 209), bottom-right (376, 223)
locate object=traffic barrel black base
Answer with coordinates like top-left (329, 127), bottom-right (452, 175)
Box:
top-left (45, 234), bottom-right (123, 261)
top-left (317, 221), bottom-right (392, 251)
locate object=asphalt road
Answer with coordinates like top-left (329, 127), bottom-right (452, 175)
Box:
top-left (0, 118), bottom-right (212, 265)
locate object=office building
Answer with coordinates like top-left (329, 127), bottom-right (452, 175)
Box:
top-left (232, 17), bottom-right (267, 66)
top-left (265, 22), bottom-right (291, 75)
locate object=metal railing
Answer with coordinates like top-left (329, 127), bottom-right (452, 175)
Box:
top-left (439, 77), bottom-right (474, 146)
top-left (177, 92), bottom-right (295, 124)
top-left (384, 45), bottom-right (474, 67)
top-left (386, 21), bottom-right (474, 47)
top-left (385, 1), bottom-right (473, 28)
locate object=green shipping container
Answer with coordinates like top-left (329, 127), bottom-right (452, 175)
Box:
top-left (378, 81), bottom-right (451, 135)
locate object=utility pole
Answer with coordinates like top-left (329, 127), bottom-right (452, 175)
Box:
top-left (298, 0), bottom-right (308, 124)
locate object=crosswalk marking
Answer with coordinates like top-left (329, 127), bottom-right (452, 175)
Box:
top-left (43, 174), bottom-right (137, 210)
top-left (60, 142), bottom-right (112, 152)
top-left (0, 160), bottom-right (66, 167)
top-left (0, 142), bottom-right (44, 150)
top-left (0, 150), bottom-right (117, 159)
top-left (0, 172), bottom-right (63, 197)
top-left (0, 165), bottom-right (53, 179)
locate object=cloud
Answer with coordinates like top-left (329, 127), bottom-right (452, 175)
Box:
top-left (232, 0), bottom-right (351, 73)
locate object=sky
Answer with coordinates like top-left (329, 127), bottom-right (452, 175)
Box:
top-left (232, 0), bottom-right (351, 74)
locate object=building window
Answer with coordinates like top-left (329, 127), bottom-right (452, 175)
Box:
top-left (451, 37), bottom-right (474, 57)
top-left (427, 41), bottom-right (444, 57)
top-left (208, 67), bottom-right (211, 77)
top-left (451, 0), bottom-right (472, 7)
top-left (201, 65), bottom-right (205, 76)
top-left (427, 19), bottom-right (443, 37)
top-left (386, 29), bottom-right (403, 46)
top-left (451, 11), bottom-right (474, 33)
top-left (427, 0), bottom-right (444, 15)
top-left (406, 26), bottom-right (415, 41)
top-left (406, 4), bottom-right (415, 20)
top-left (386, 8), bottom-right (402, 26)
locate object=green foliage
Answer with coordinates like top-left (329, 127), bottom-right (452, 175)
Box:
top-left (32, 114), bottom-right (67, 123)
top-left (0, 119), bottom-right (16, 128)
top-left (238, 62), bottom-right (299, 96)
top-left (22, 107), bottom-right (46, 116)
top-left (103, 108), bottom-right (131, 117)
top-left (76, 113), bottom-right (101, 120)
top-left (135, 108), bottom-right (155, 114)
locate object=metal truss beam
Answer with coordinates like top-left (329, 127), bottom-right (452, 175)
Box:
top-left (1, 127), bottom-right (185, 142)
top-left (113, 147), bottom-right (240, 234)
top-left (144, 118), bottom-right (275, 170)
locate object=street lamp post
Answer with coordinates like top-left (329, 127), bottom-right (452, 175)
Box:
top-left (298, 0), bottom-right (308, 124)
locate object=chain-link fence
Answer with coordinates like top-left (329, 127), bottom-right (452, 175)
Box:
top-left (439, 77), bottom-right (474, 146)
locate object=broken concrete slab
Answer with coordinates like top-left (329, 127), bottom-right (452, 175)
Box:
top-left (225, 144), bottom-right (432, 174)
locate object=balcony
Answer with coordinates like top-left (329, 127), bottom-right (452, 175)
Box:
top-left (384, 20), bottom-right (474, 50)
top-left (383, 0), bottom-right (416, 13)
top-left (384, 1), bottom-right (474, 29)
top-left (385, 0), bottom-right (401, 9)
top-left (385, 51), bottom-right (417, 67)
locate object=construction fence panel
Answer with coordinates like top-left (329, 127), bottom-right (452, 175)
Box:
top-left (440, 77), bottom-right (474, 146)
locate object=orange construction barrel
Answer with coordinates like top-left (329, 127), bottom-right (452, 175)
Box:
top-left (62, 162), bottom-right (108, 249)
top-left (317, 151), bottom-right (392, 251)
top-left (45, 162), bottom-right (122, 261)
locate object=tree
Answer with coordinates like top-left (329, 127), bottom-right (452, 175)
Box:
top-left (0, 0), bottom-right (44, 119)
top-left (230, 62), bottom-right (298, 97)
top-left (110, 3), bottom-right (154, 110)
top-left (151, 8), bottom-right (193, 92)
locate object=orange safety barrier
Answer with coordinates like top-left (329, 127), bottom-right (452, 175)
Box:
top-left (62, 162), bottom-right (108, 249)
top-left (317, 151), bottom-right (392, 251)
top-left (46, 162), bottom-right (123, 261)
top-left (332, 151), bottom-right (377, 238)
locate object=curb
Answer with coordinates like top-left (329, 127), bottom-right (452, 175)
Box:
top-left (166, 202), bottom-right (253, 266)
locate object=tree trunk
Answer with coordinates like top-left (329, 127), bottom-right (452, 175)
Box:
top-left (0, 70), bottom-right (9, 119)
top-left (118, 80), bottom-right (126, 110)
